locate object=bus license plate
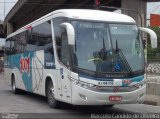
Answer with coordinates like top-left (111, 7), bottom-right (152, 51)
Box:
top-left (109, 96), bottom-right (122, 102)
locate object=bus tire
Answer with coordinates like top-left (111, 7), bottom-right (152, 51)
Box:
top-left (11, 75), bottom-right (19, 94)
top-left (103, 105), bottom-right (114, 108)
top-left (47, 80), bottom-right (60, 108)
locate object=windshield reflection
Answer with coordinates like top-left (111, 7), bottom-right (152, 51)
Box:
top-left (71, 21), bottom-right (144, 75)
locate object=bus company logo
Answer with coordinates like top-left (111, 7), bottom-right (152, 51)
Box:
top-left (113, 87), bottom-right (120, 92)
top-left (123, 79), bottom-right (132, 85)
top-left (25, 25), bottom-right (32, 30)
top-left (20, 56), bottom-right (30, 75)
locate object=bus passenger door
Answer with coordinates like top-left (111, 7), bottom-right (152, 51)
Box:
top-left (59, 67), bottom-right (71, 103)
top-left (57, 30), bottom-right (72, 103)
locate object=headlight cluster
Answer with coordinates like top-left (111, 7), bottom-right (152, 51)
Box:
top-left (69, 76), bottom-right (96, 90)
top-left (137, 80), bottom-right (146, 87)
top-left (130, 80), bottom-right (146, 88)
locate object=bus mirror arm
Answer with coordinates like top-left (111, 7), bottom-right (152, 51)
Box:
top-left (139, 27), bottom-right (157, 48)
top-left (60, 23), bottom-right (75, 46)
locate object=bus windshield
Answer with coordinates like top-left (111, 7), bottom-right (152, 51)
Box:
top-left (71, 21), bottom-right (145, 76)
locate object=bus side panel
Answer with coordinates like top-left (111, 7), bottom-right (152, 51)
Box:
top-left (8, 54), bottom-right (27, 91)
top-left (32, 50), bottom-right (58, 97)
top-left (41, 49), bottom-right (60, 97)
top-left (31, 50), bottom-right (44, 95)
top-left (42, 70), bottom-right (59, 98)
top-left (5, 52), bottom-right (35, 92)
top-left (4, 55), bottom-right (25, 90)
top-left (4, 68), bottom-right (11, 86)
top-left (5, 50), bottom-right (57, 97)
top-left (16, 50), bottom-right (46, 96)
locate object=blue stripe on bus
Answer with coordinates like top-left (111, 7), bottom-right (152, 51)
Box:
top-left (79, 74), bottom-right (144, 87)
top-left (8, 52), bottom-right (35, 92)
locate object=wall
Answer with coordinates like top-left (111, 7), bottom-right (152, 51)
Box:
top-left (121, 0), bottom-right (146, 27)
top-left (147, 62), bottom-right (160, 74)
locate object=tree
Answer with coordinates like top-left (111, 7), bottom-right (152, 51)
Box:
top-left (147, 26), bottom-right (160, 61)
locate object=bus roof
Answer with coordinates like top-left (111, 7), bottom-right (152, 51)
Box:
top-left (56, 9), bottom-right (136, 23)
top-left (7, 9), bottom-right (136, 38)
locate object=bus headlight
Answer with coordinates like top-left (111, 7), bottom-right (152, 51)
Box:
top-left (129, 80), bottom-right (146, 88)
top-left (136, 80), bottom-right (146, 87)
top-left (73, 79), bottom-right (95, 89)
top-left (69, 76), bottom-right (96, 89)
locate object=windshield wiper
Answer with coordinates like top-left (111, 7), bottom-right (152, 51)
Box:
top-left (115, 39), bottom-right (132, 74)
top-left (100, 38), bottom-right (107, 60)
top-left (116, 39), bottom-right (119, 53)
top-left (95, 38), bottom-right (107, 77)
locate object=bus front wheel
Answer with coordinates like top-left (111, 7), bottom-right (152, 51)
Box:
top-left (47, 81), bottom-right (60, 108)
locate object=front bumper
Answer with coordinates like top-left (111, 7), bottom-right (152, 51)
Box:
top-left (71, 84), bottom-right (146, 105)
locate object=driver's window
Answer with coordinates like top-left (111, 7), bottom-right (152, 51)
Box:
top-left (133, 39), bottom-right (141, 55)
top-left (60, 30), bottom-right (70, 66)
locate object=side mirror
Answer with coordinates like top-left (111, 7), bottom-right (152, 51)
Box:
top-left (60, 23), bottom-right (75, 45)
top-left (139, 27), bottom-right (157, 48)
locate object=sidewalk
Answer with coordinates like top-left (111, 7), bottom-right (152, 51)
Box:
top-left (0, 72), bottom-right (4, 80)
top-left (145, 74), bottom-right (160, 106)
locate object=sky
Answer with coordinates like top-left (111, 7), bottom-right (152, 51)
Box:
top-left (0, 0), bottom-right (160, 21)
top-left (0, 0), bottom-right (160, 46)
top-left (0, 0), bottom-right (18, 21)
top-left (147, 2), bottom-right (160, 19)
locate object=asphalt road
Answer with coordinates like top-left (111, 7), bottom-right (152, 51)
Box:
top-left (0, 73), bottom-right (160, 119)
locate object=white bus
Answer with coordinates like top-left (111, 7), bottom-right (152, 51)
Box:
top-left (4, 9), bottom-right (157, 108)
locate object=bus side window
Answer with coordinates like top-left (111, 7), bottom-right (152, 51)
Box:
top-left (5, 39), bottom-right (11, 55)
top-left (5, 38), bottom-right (16, 55)
top-left (56, 37), bottom-right (61, 59)
top-left (45, 47), bottom-right (54, 56)
top-left (44, 47), bottom-right (55, 69)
